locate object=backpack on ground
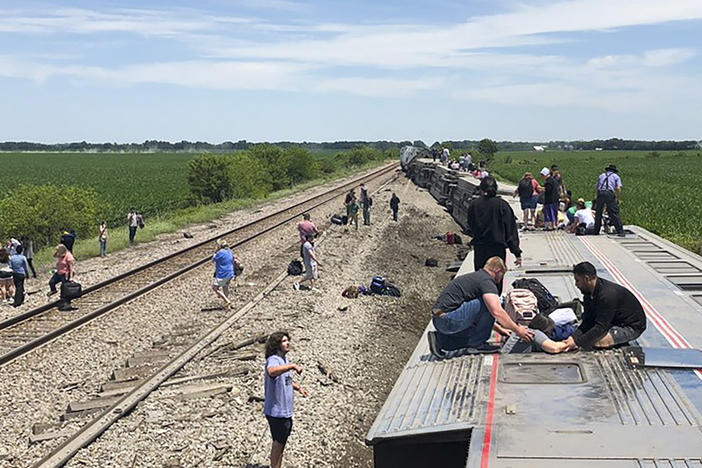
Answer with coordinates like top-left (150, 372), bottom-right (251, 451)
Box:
top-left (384, 284), bottom-right (401, 297)
top-left (511, 278), bottom-right (558, 313)
top-left (504, 288), bottom-right (538, 325)
top-left (425, 258), bottom-right (438, 267)
top-left (331, 215), bottom-right (344, 225)
top-left (287, 260), bottom-right (303, 276)
top-left (370, 275), bottom-right (387, 294)
top-left (517, 178), bottom-right (533, 199)
top-left (60, 280), bottom-right (82, 300)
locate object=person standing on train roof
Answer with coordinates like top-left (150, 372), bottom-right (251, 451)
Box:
top-left (593, 164), bottom-right (625, 236)
top-left (540, 167), bottom-right (559, 230)
top-left (467, 176), bottom-right (522, 293)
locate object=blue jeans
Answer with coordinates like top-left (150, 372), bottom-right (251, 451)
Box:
top-left (432, 298), bottom-right (495, 351)
top-left (129, 226), bottom-right (137, 244)
top-left (99, 239), bottom-right (107, 256)
top-left (49, 272), bottom-right (68, 293)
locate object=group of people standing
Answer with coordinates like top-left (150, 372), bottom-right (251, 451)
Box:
top-left (515, 164), bottom-right (624, 236)
top-left (0, 237), bottom-right (33, 307)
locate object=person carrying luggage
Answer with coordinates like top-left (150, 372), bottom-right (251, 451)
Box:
top-left (48, 244), bottom-right (75, 310)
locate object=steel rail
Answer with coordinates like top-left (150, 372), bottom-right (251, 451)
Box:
top-left (0, 163), bottom-right (397, 367)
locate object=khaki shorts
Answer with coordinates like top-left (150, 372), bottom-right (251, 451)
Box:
top-left (305, 264), bottom-right (318, 280)
top-left (213, 277), bottom-right (232, 288)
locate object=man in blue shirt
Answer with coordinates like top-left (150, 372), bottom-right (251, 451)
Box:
top-left (10, 245), bottom-right (30, 307)
top-left (593, 164), bottom-right (624, 236)
top-left (264, 331), bottom-right (307, 468)
top-left (211, 239), bottom-right (234, 308)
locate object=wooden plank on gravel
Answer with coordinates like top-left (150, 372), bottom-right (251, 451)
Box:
top-left (101, 379), bottom-right (142, 392)
top-left (127, 354), bottom-right (170, 367)
top-left (95, 387), bottom-right (133, 398)
top-left (61, 407), bottom-right (103, 421)
top-left (171, 383), bottom-right (235, 400)
top-left (32, 422), bottom-right (65, 435)
top-left (112, 365), bottom-right (157, 382)
top-left (29, 429), bottom-right (74, 444)
top-left (67, 396), bottom-right (122, 412)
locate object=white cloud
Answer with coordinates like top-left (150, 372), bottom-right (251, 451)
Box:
top-left (643, 48), bottom-right (697, 67)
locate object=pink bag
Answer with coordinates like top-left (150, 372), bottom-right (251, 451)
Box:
top-left (504, 289), bottom-right (538, 325)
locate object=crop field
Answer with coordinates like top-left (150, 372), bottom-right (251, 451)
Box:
top-left (490, 150), bottom-right (702, 254)
top-left (0, 152), bottom-right (195, 225)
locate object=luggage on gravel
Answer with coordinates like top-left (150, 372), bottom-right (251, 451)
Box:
top-left (60, 280), bottom-right (82, 300)
top-left (511, 278), bottom-right (557, 313)
top-left (331, 215), bottom-right (344, 225)
top-left (425, 258), bottom-right (438, 267)
top-left (369, 276), bottom-right (402, 297)
top-left (287, 260), bottom-right (303, 276)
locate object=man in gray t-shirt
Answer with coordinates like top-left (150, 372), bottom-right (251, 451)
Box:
top-left (294, 234), bottom-right (322, 291)
top-left (429, 257), bottom-right (533, 357)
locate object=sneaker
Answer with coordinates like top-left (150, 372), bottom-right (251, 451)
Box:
top-left (292, 282), bottom-right (300, 291)
top-left (427, 332), bottom-right (447, 359)
top-left (466, 342), bottom-right (501, 354)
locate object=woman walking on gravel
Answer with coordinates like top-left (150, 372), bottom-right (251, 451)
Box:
top-left (212, 239), bottom-right (235, 308)
top-left (98, 221), bottom-right (108, 257)
top-left (264, 331), bottom-right (307, 468)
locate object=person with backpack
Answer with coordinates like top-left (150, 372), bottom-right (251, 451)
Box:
top-left (514, 172), bottom-right (540, 230)
top-left (390, 192), bottom-right (400, 221)
top-left (212, 239), bottom-right (235, 308)
top-left (427, 257), bottom-right (534, 358)
top-left (263, 331), bottom-right (308, 468)
top-left (592, 164), bottom-right (624, 236)
top-left (467, 176), bottom-right (522, 293)
top-left (293, 234), bottom-right (322, 291)
top-left (344, 190), bottom-right (355, 225)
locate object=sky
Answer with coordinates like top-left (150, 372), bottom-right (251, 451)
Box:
top-left (1, 0), bottom-right (701, 143)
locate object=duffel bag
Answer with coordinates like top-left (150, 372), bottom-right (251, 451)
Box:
top-left (61, 280), bottom-right (82, 300)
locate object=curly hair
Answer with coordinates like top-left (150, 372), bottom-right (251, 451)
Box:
top-left (265, 331), bottom-right (290, 358)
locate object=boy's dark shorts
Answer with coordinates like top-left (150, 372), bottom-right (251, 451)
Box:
top-left (267, 416), bottom-right (293, 445)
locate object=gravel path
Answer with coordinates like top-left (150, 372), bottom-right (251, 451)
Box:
top-left (0, 168), bottom-right (397, 467)
top-left (55, 178), bottom-right (464, 468)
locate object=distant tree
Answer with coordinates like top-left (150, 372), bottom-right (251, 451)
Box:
top-left (281, 147), bottom-right (321, 185)
top-left (0, 184), bottom-right (100, 249)
top-left (478, 138), bottom-right (499, 164)
top-left (187, 154), bottom-right (235, 203)
top-left (228, 152), bottom-right (272, 199)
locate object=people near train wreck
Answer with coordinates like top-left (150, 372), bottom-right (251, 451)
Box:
top-left (347, 197), bottom-right (360, 230)
top-left (360, 183), bottom-right (372, 225)
top-left (263, 331), bottom-right (308, 468)
top-left (128, 208), bottom-right (139, 245)
top-left (593, 164), bottom-right (624, 236)
top-left (539, 167), bottom-right (559, 230)
top-left (48, 244), bottom-right (75, 310)
top-left (98, 221), bottom-right (108, 257)
top-left (467, 176), bottom-right (522, 293)
top-left (19, 236), bottom-right (37, 278)
top-left (0, 249), bottom-right (14, 303)
top-left (5, 237), bottom-right (21, 256)
top-left (10, 245), bottom-right (30, 307)
top-left (60, 229), bottom-right (76, 253)
top-left (212, 239), bottom-right (235, 308)
top-left (390, 192), bottom-right (400, 221)
top-left (344, 190), bottom-right (355, 225)
top-left (293, 234), bottom-right (321, 291)
top-left (569, 199), bottom-right (596, 235)
top-left (296, 213), bottom-right (318, 258)
top-left (514, 172), bottom-right (540, 230)
top-left (427, 257), bottom-right (534, 358)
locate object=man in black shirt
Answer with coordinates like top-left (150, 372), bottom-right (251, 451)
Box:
top-left (563, 262), bottom-right (646, 351)
top-left (428, 257), bottom-right (533, 358)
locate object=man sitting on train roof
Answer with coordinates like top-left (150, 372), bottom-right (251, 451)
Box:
top-left (531, 261), bottom-right (647, 354)
top-left (427, 257), bottom-right (534, 358)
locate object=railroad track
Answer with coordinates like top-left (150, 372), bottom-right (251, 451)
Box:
top-left (29, 167), bottom-right (400, 468)
top-left (0, 163), bottom-right (397, 368)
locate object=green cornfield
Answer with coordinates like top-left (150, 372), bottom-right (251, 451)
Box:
top-left (0, 152), bottom-right (194, 226)
top-left (491, 150), bottom-right (702, 255)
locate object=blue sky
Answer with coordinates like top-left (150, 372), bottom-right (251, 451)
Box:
top-left (1, 0), bottom-right (701, 143)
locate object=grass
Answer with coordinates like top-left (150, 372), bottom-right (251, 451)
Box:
top-left (489, 150), bottom-right (702, 254)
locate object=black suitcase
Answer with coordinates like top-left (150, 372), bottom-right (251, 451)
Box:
top-left (61, 280), bottom-right (82, 300)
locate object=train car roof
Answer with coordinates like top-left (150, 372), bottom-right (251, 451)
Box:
top-left (367, 201), bottom-right (702, 466)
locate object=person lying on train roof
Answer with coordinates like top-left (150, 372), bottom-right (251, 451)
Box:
top-left (428, 256), bottom-right (534, 358)
top-left (530, 261), bottom-right (647, 354)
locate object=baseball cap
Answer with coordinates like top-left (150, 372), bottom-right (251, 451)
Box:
top-left (540, 167), bottom-right (550, 176)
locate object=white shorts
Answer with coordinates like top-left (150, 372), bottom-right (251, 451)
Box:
top-left (213, 277), bottom-right (232, 288)
top-left (304, 264), bottom-right (318, 280)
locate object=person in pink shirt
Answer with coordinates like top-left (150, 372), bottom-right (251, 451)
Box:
top-left (296, 213), bottom-right (318, 258)
top-left (48, 244), bottom-right (75, 310)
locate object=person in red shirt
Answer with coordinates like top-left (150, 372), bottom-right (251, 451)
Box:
top-left (296, 213), bottom-right (318, 258)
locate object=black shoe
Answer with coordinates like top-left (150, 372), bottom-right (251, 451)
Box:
top-left (466, 342), bottom-right (501, 354)
top-left (427, 332), bottom-right (447, 359)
